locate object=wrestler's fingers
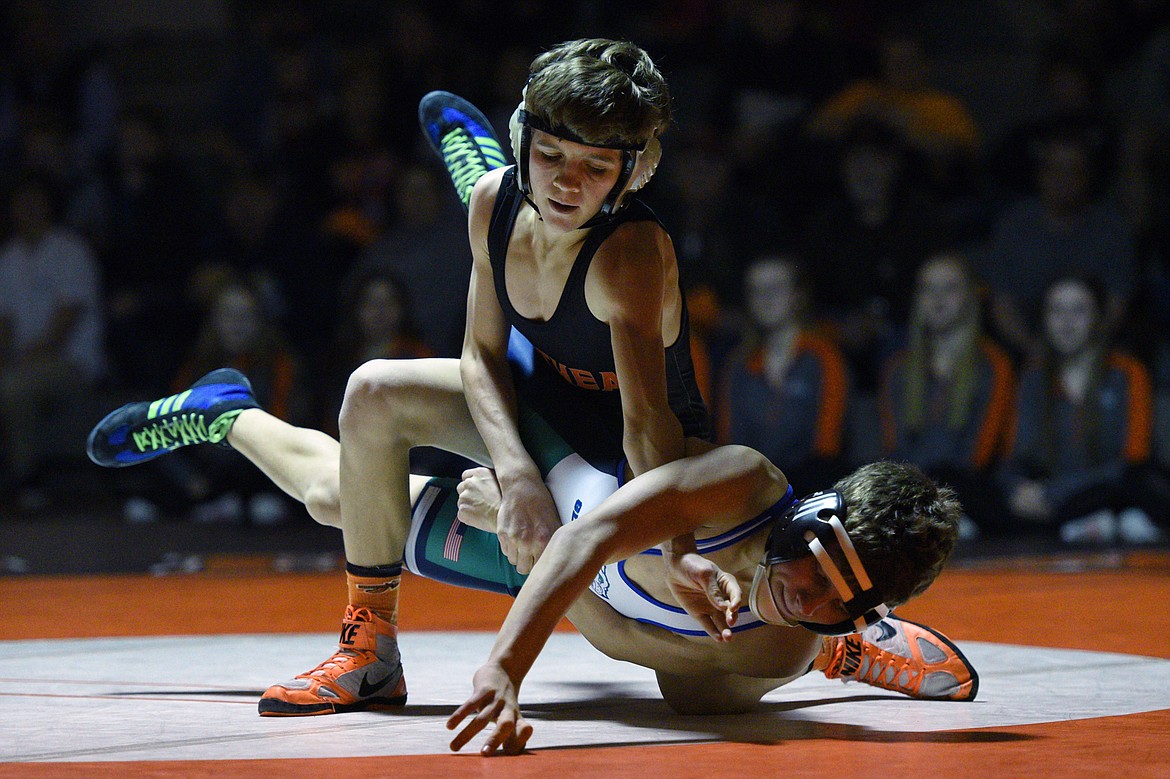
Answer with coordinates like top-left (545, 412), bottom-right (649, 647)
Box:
top-left (446, 690), bottom-right (493, 733)
top-left (448, 699), bottom-right (503, 752)
top-left (480, 711), bottom-right (517, 755)
top-left (713, 571), bottom-right (742, 628)
top-left (692, 613), bottom-right (730, 643)
top-left (704, 571), bottom-right (739, 606)
top-left (719, 571), bottom-right (744, 610)
top-left (697, 584), bottom-right (737, 641)
top-left (501, 718), bottom-right (534, 755)
top-left (710, 612), bottom-right (735, 643)
top-left (513, 547), bottom-right (538, 575)
top-left (447, 700), bottom-right (476, 732)
top-left (449, 718), bottom-right (488, 753)
top-left (498, 538), bottom-right (520, 568)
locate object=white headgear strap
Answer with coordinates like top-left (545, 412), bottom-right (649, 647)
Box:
top-left (806, 515), bottom-right (890, 634)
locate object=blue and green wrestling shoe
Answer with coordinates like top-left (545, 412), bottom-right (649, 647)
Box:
top-left (86, 368), bottom-right (260, 468)
top-left (418, 90), bottom-right (508, 211)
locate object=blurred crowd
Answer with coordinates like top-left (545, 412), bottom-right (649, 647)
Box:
top-left (1, 0), bottom-right (1169, 544)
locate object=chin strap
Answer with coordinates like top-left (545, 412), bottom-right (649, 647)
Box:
top-left (747, 563), bottom-right (796, 628)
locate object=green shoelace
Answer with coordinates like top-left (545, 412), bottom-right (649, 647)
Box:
top-left (440, 128), bottom-right (505, 207)
top-left (131, 410), bottom-right (244, 453)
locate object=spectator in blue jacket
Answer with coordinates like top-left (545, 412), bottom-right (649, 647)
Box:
top-left (1001, 274), bottom-right (1166, 544)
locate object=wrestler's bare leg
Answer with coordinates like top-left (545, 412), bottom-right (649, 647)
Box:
top-left (224, 359), bottom-right (481, 533)
top-left (225, 410), bottom-right (345, 527)
top-left (338, 358), bottom-right (490, 566)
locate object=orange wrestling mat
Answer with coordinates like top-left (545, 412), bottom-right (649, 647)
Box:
top-left (2, 551), bottom-right (1168, 778)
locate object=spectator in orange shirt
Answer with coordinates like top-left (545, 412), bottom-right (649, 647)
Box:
top-left (806, 19), bottom-right (980, 195)
top-left (717, 254), bottom-right (849, 492)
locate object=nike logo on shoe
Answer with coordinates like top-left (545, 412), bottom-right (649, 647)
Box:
top-left (358, 669), bottom-right (396, 698)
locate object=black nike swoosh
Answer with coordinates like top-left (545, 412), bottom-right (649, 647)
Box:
top-left (358, 669), bottom-right (395, 697)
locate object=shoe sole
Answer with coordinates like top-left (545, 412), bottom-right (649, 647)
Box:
top-left (257, 690), bottom-right (408, 717)
top-left (417, 90), bottom-right (505, 161)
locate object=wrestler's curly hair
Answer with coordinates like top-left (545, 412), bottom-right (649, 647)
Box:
top-left (525, 38), bottom-right (671, 149)
top-left (835, 461), bottom-right (960, 607)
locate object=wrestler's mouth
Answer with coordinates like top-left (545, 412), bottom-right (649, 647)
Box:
top-left (546, 198), bottom-right (579, 214)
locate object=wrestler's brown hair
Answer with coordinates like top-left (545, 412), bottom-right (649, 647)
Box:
top-left (524, 38), bottom-right (671, 149)
top-left (835, 461), bottom-right (960, 606)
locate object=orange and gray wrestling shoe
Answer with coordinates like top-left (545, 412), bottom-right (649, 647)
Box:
top-left (818, 614), bottom-right (978, 701)
top-left (258, 606), bottom-right (407, 716)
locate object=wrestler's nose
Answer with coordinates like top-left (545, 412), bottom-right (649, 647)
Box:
top-left (554, 166), bottom-right (582, 192)
top-left (552, 171), bottom-right (580, 190)
top-left (794, 588), bottom-right (835, 618)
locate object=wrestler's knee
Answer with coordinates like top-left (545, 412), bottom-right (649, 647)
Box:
top-left (656, 672), bottom-right (763, 715)
top-left (303, 475), bottom-right (342, 528)
top-left (343, 359), bottom-right (394, 404)
top-left (340, 360), bottom-right (406, 433)
top-left (341, 359), bottom-right (442, 442)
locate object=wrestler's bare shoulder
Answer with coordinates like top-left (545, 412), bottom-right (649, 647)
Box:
top-left (468, 167), bottom-right (508, 218)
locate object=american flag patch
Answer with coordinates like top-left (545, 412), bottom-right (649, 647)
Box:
top-left (443, 520), bottom-right (466, 561)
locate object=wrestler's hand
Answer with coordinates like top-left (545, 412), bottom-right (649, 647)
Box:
top-left (663, 551), bottom-right (742, 642)
top-left (496, 472), bottom-right (559, 574)
top-left (447, 663), bottom-right (533, 756)
top-left (457, 467), bottom-right (502, 533)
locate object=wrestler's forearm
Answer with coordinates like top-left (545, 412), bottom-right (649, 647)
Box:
top-left (621, 405), bottom-right (684, 478)
top-left (487, 519), bottom-right (614, 686)
top-left (610, 309), bottom-right (684, 478)
top-left (460, 224), bottom-right (539, 485)
top-left (486, 446), bottom-right (785, 684)
top-left (459, 350), bottom-right (537, 484)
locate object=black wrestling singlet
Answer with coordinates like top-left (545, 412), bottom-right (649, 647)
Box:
top-left (487, 167), bottom-right (710, 473)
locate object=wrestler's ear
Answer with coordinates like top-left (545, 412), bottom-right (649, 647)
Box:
top-left (507, 100), bottom-right (525, 167)
top-left (508, 85), bottom-right (532, 194)
top-left (627, 136), bottom-right (661, 192)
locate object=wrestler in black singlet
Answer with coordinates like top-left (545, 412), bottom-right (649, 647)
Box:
top-left (487, 167), bottom-right (710, 474)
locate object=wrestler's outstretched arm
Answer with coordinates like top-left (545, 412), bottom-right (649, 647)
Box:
top-left (456, 459), bottom-right (747, 641)
top-left (446, 445), bottom-right (786, 755)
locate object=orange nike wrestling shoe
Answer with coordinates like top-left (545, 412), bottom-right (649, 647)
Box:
top-left (258, 606), bottom-right (407, 716)
top-left (818, 614), bottom-right (978, 701)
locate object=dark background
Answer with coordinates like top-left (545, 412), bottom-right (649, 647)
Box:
top-left (2, 0), bottom-right (1170, 572)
